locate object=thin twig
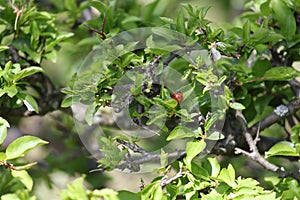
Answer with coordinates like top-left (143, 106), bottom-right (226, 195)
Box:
top-left (116, 150), bottom-right (185, 172)
top-left (116, 139), bottom-right (149, 156)
top-left (235, 110), bottom-right (300, 182)
top-left (83, 13), bottom-right (106, 40)
top-left (160, 167), bottom-right (184, 187)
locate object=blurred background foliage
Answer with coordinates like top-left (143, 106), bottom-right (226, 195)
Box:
top-left (4, 0), bottom-right (254, 198)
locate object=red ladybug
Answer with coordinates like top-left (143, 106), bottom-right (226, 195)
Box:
top-left (173, 91), bottom-right (183, 103)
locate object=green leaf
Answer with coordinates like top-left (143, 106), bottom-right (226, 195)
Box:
top-left (146, 113), bottom-right (166, 127)
top-left (243, 20), bottom-right (250, 41)
top-left (265, 141), bottom-right (298, 158)
top-left (91, 188), bottom-right (119, 200)
top-left (176, 9), bottom-right (186, 34)
top-left (5, 136), bottom-right (48, 160)
top-left (252, 28), bottom-right (284, 44)
top-left (218, 165), bottom-right (236, 188)
top-left (206, 131), bottom-right (225, 140)
top-left (190, 162), bottom-right (209, 180)
top-left (13, 162), bottom-right (37, 171)
top-left (64, 0), bottom-right (77, 10)
top-left (185, 140), bottom-right (206, 166)
top-left (17, 93), bottom-right (39, 113)
top-left (207, 157), bottom-right (221, 177)
top-left (272, 0), bottom-right (296, 40)
top-left (260, 1), bottom-right (271, 16)
top-left (60, 177), bottom-right (88, 200)
top-left (0, 45), bottom-right (9, 52)
top-left (204, 111), bottom-right (224, 133)
top-left (159, 17), bottom-right (175, 24)
top-left (97, 137), bottom-right (128, 171)
top-left (118, 190), bottom-right (140, 200)
top-left (141, 181), bottom-right (162, 200)
top-left (0, 117), bottom-right (10, 146)
top-left (46, 32), bottom-right (74, 50)
top-left (1, 193), bottom-right (19, 200)
top-left (252, 59), bottom-right (271, 77)
top-left (85, 102), bottom-right (97, 126)
top-left (152, 27), bottom-right (181, 41)
top-left (11, 170), bottom-right (33, 191)
top-left (229, 102), bottom-right (246, 110)
top-left (5, 84), bottom-right (18, 98)
top-left (14, 67), bottom-right (43, 82)
top-left (263, 67), bottom-right (300, 81)
top-left (153, 182), bottom-right (163, 200)
top-left (291, 125), bottom-right (300, 144)
top-left (61, 96), bottom-right (73, 108)
top-left (24, 96), bottom-right (39, 113)
top-left (0, 153), bottom-right (6, 160)
top-left (227, 164), bottom-right (235, 183)
top-left (167, 126), bottom-right (195, 141)
top-left (153, 97), bottom-right (178, 109)
top-left (160, 149), bottom-right (168, 167)
top-left (199, 6), bottom-right (211, 20)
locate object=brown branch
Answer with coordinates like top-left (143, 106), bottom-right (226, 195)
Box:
top-left (83, 13), bottom-right (106, 40)
top-left (250, 98), bottom-right (300, 136)
top-left (235, 110), bottom-right (300, 182)
top-left (116, 139), bottom-right (149, 156)
top-left (160, 167), bottom-right (184, 187)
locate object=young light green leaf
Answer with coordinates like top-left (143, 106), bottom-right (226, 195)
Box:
top-left (229, 102), bottom-right (246, 110)
top-left (166, 126), bottom-right (195, 141)
top-left (218, 167), bottom-right (236, 188)
top-left (185, 140), bottom-right (206, 166)
top-left (14, 67), bottom-right (43, 82)
top-left (85, 102), bottom-right (97, 126)
top-left (0, 152), bottom-right (6, 160)
top-left (0, 117), bottom-right (10, 146)
top-left (206, 131), bottom-right (225, 140)
top-left (265, 141), bottom-right (298, 158)
top-left (60, 177), bottom-right (88, 200)
top-left (13, 162), bottom-right (37, 171)
top-left (0, 45), bottom-right (9, 52)
top-left (11, 170), bottom-right (33, 191)
top-left (141, 181), bottom-right (162, 200)
top-left (160, 149), bottom-right (168, 167)
top-left (1, 193), bottom-right (19, 200)
top-left (61, 96), bottom-right (73, 108)
top-left (291, 125), bottom-right (300, 144)
top-left (227, 164), bottom-right (235, 183)
top-left (5, 84), bottom-right (18, 98)
top-left (5, 136), bottom-right (48, 160)
top-left (91, 188), bottom-right (119, 199)
top-left (207, 157), bottom-right (221, 177)
top-left (205, 111), bottom-right (225, 133)
top-left (153, 97), bottom-right (178, 109)
top-left (23, 95), bottom-right (39, 113)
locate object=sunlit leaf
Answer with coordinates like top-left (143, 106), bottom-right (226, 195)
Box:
top-left (11, 170), bottom-right (33, 191)
top-left (6, 136), bottom-right (48, 160)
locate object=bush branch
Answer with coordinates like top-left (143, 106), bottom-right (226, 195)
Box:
top-left (115, 139), bottom-right (186, 171)
top-left (235, 110), bottom-right (300, 182)
top-left (160, 167), bottom-right (184, 187)
top-left (250, 98), bottom-right (300, 136)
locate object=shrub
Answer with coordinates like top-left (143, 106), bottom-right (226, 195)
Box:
top-left (1, 0), bottom-right (300, 199)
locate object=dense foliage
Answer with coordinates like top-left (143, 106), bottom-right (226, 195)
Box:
top-left (1, 0), bottom-right (300, 199)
